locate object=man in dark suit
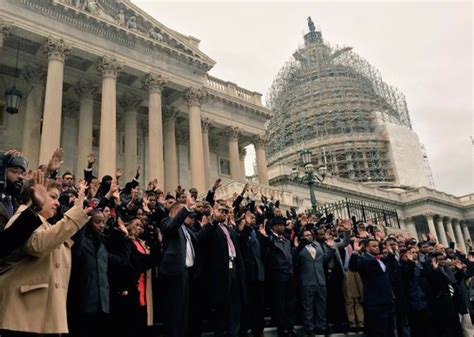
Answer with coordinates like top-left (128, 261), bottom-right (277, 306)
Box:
top-left (159, 193), bottom-right (200, 337)
top-left (238, 211), bottom-right (266, 337)
top-left (259, 216), bottom-right (296, 337)
top-left (199, 202), bottom-right (246, 337)
top-left (296, 229), bottom-right (327, 336)
top-left (349, 238), bottom-right (395, 337)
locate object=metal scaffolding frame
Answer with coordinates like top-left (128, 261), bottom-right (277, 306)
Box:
top-left (266, 23), bottom-right (413, 183)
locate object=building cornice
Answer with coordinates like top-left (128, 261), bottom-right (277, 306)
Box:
top-left (12, 0), bottom-right (213, 73)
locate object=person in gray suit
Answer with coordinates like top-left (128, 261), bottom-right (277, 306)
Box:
top-left (296, 229), bottom-right (328, 336)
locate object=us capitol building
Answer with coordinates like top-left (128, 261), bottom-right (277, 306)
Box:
top-left (0, 1), bottom-right (472, 249)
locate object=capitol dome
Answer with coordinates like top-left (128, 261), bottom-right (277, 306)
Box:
top-left (266, 17), bottom-right (433, 187)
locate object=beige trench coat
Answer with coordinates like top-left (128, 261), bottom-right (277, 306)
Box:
top-left (0, 205), bottom-right (89, 334)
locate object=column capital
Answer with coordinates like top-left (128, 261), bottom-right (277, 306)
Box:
top-left (62, 100), bottom-right (80, 117)
top-left (97, 56), bottom-right (122, 78)
top-left (254, 134), bottom-right (267, 149)
top-left (43, 36), bottom-right (72, 61)
top-left (228, 126), bottom-right (240, 141)
top-left (184, 87), bottom-right (207, 108)
top-left (0, 22), bottom-right (12, 41)
top-left (209, 139), bottom-right (218, 152)
top-left (74, 79), bottom-right (99, 99)
top-left (163, 104), bottom-right (178, 121)
top-left (143, 72), bottom-right (168, 93)
top-left (21, 64), bottom-right (46, 87)
top-left (119, 92), bottom-right (143, 111)
top-left (201, 117), bottom-right (213, 133)
top-left (177, 129), bottom-right (189, 145)
top-left (423, 213), bottom-right (434, 221)
top-left (239, 147), bottom-right (247, 160)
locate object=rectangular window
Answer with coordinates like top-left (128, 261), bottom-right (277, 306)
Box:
top-left (219, 158), bottom-right (230, 176)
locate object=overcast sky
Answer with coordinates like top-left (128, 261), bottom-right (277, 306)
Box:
top-left (133, 0), bottom-right (473, 196)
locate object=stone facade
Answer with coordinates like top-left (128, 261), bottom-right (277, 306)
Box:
top-left (0, 0), bottom-right (272, 188)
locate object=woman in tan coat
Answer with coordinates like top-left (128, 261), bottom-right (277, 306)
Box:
top-left (0, 173), bottom-right (90, 336)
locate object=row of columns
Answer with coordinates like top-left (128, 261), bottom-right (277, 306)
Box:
top-left (11, 36), bottom-right (270, 191)
top-left (404, 215), bottom-right (472, 252)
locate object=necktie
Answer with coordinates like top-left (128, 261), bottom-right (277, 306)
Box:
top-left (219, 223), bottom-right (236, 258)
top-left (3, 195), bottom-right (14, 217)
top-left (181, 225), bottom-right (195, 267)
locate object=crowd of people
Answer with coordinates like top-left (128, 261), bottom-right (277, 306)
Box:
top-left (0, 148), bottom-right (473, 337)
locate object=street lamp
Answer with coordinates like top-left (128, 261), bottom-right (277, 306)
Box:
top-left (290, 148), bottom-right (327, 213)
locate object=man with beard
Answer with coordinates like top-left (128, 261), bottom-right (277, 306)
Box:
top-left (0, 151), bottom-right (27, 230)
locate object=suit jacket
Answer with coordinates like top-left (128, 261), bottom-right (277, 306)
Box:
top-left (0, 206), bottom-right (42, 260)
top-left (199, 221), bottom-right (247, 305)
top-left (0, 195), bottom-right (19, 231)
top-left (297, 242), bottom-right (326, 287)
top-left (349, 252), bottom-right (394, 307)
top-left (0, 206), bottom-right (89, 334)
top-left (261, 232), bottom-right (294, 281)
top-left (238, 225), bottom-right (265, 282)
top-left (159, 207), bottom-right (197, 276)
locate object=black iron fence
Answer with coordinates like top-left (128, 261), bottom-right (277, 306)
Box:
top-left (315, 198), bottom-right (400, 229)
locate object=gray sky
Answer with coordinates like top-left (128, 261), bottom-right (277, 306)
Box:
top-left (133, 0), bottom-right (473, 196)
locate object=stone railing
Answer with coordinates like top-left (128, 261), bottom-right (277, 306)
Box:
top-left (205, 74), bottom-right (263, 106)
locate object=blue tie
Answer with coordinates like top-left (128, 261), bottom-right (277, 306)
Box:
top-left (3, 196), bottom-right (14, 217)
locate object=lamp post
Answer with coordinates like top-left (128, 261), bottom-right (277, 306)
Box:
top-left (290, 148), bottom-right (327, 213)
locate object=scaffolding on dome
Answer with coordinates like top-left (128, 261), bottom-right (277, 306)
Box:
top-left (266, 18), bottom-right (413, 183)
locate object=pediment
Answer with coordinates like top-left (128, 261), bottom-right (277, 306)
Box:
top-left (42, 0), bottom-right (215, 70)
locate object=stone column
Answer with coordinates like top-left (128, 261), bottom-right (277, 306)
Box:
top-left (228, 126), bottom-right (241, 180)
top-left (38, 37), bottom-right (71, 164)
top-left (453, 219), bottom-right (466, 252)
top-left (74, 79), bottom-right (98, 178)
top-left (202, 118), bottom-right (212, 187)
top-left (445, 217), bottom-right (456, 244)
top-left (239, 147), bottom-right (247, 180)
top-left (405, 217), bottom-right (418, 239)
top-left (435, 215), bottom-right (448, 246)
top-left (143, 73), bottom-right (167, 185)
top-left (119, 92), bottom-right (142, 181)
top-left (184, 87), bottom-right (207, 192)
top-left (163, 105), bottom-right (178, 193)
top-left (0, 23), bottom-right (12, 49)
top-left (425, 214), bottom-right (438, 242)
top-left (462, 221), bottom-right (472, 251)
top-left (97, 56), bottom-right (122, 178)
top-left (21, 65), bottom-right (46, 169)
top-left (255, 135), bottom-right (269, 185)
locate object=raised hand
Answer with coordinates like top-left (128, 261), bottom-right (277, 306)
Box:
top-left (30, 170), bottom-right (48, 209)
top-left (353, 237), bottom-right (362, 252)
top-left (75, 180), bottom-right (92, 213)
top-left (431, 257), bottom-right (439, 270)
top-left (244, 211), bottom-right (252, 226)
top-left (406, 250), bottom-right (415, 262)
top-left (258, 223), bottom-right (267, 237)
top-left (115, 168), bottom-right (123, 180)
top-left (87, 153), bottom-right (96, 167)
top-left (47, 148), bottom-right (64, 173)
top-left (242, 183), bottom-right (249, 194)
top-left (136, 166), bottom-right (141, 177)
top-left (185, 192), bottom-right (196, 210)
top-left (116, 217), bottom-right (129, 236)
top-left (212, 178), bottom-right (222, 191)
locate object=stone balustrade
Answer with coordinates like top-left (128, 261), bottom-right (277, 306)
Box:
top-left (205, 74), bottom-right (262, 106)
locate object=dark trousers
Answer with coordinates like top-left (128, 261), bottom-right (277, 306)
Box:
top-left (0, 332), bottom-right (60, 337)
top-left (187, 273), bottom-right (207, 337)
top-left (240, 280), bottom-right (265, 337)
top-left (213, 268), bottom-right (241, 337)
top-left (161, 269), bottom-right (190, 337)
top-left (70, 312), bottom-right (109, 337)
top-left (300, 284), bottom-right (327, 333)
top-left (272, 273), bottom-right (295, 336)
top-left (409, 308), bottom-right (433, 337)
top-left (364, 304), bottom-right (395, 337)
top-left (326, 270), bottom-right (347, 329)
top-left (109, 292), bottom-right (140, 337)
